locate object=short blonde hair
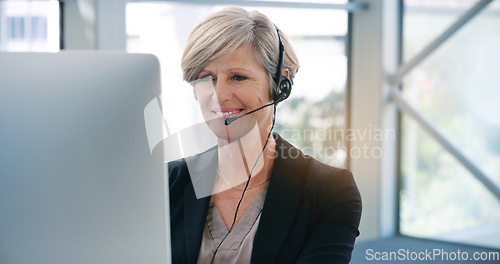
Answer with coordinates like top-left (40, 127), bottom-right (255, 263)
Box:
top-left (181, 6), bottom-right (299, 95)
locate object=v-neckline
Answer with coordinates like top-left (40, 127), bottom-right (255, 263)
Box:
top-left (205, 183), bottom-right (268, 250)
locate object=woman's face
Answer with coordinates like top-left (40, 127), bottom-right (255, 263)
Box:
top-left (193, 45), bottom-right (273, 141)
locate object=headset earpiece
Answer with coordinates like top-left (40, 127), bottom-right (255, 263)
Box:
top-left (275, 77), bottom-right (291, 103)
top-left (273, 28), bottom-right (292, 104)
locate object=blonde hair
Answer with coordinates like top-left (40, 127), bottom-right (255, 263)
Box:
top-left (181, 6), bottom-right (299, 95)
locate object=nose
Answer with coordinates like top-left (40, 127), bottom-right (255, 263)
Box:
top-left (212, 79), bottom-right (233, 103)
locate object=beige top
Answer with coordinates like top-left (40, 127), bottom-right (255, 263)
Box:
top-left (196, 184), bottom-right (269, 264)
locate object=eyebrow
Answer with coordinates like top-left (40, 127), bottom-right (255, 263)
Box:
top-left (200, 67), bottom-right (255, 76)
top-left (196, 70), bottom-right (215, 80)
top-left (225, 67), bottom-right (252, 73)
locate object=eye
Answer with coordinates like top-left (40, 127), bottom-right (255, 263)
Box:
top-left (199, 75), bottom-right (215, 82)
top-left (192, 75), bottom-right (216, 88)
top-left (199, 75), bottom-right (217, 85)
top-left (232, 75), bottom-right (247, 81)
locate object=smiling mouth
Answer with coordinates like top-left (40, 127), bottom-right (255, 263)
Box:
top-left (213, 109), bottom-right (242, 116)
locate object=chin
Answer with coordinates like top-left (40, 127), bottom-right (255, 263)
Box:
top-left (206, 116), bottom-right (258, 142)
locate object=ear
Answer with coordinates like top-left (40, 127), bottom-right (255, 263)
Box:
top-left (282, 68), bottom-right (290, 78)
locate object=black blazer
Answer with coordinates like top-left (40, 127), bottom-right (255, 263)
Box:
top-left (168, 134), bottom-right (362, 263)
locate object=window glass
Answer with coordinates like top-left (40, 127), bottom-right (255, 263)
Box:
top-left (7, 17), bottom-right (25, 39)
top-left (0, 0), bottom-right (59, 51)
top-left (126, 3), bottom-right (348, 167)
top-left (31, 16), bottom-right (48, 40)
top-left (403, 0), bottom-right (477, 62)
top-left (400, 114), bottom-right (500, 247)
top-left (400, 0), bottom-right (500, 248)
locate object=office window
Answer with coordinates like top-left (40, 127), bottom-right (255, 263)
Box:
top-left (7, 16), bottom-right (24, 39)
top-left (126, 2), bottom-right (349, 167)
top-left (400, 0), bottom-right (500, 248)
top-left (0, 0), bottom-right (59, 51)
top-left (30, 16), bottom-right (47, 40)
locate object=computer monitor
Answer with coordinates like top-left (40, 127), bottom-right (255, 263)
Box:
top-left (0, 51), bottom-right (170, 263)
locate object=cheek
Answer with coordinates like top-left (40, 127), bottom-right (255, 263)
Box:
top-left (242, 82), bottom-right (272, 105)
top-left (259, 80), bottom-right (273, 103)
top-left (256, 89), bottom-right (272, 106)
top-left (196, 91), bottom-right (214, 109)
top-left (195, 97), bottom-right (213, 122)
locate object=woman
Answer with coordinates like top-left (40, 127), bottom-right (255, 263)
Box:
top-left (168, 6), bottom-right (362, 264)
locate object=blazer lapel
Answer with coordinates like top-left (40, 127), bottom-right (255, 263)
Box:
top-left (182, 147), bottom-right (217, 264)
top-left (251, 136), bottom-right (306, 263)
top-left (183, 184), bottom-right (210, 264)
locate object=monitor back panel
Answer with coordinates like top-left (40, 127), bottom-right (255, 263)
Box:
top-left (0, 52), bottom-right (169, 264)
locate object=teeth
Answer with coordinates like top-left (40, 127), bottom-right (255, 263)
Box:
top-left (215, 110), bottom-right (241, 116)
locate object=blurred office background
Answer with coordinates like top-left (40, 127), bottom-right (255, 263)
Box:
top-left (2, 0), bottom-right (499, 260)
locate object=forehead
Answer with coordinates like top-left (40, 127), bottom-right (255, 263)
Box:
top-left (203, 45), bottom-right (264, 72)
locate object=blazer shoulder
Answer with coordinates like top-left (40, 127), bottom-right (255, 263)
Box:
top-left (166, 145), bottom-right (218, 190)
top-left (308, 159), bottom-right (355, 185)
top-left (166, 158), bottom-right (188, 189)
top-left (166, 158), bottom-right (187, 172)
top-left (306, 158), bottom-right (362, 217)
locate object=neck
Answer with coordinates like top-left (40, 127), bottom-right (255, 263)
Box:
top-left (215, 124), bottom-right (276, 193)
